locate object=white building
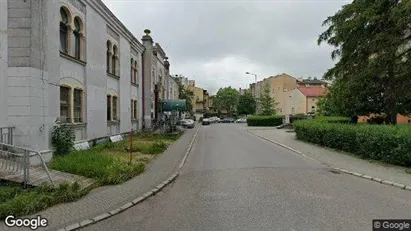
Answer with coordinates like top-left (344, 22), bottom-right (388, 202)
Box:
top-left (0, 0), bottom-right (174, 154)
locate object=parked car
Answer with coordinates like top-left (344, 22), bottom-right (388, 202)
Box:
top-left (235, 118), bottom-right (247, 123)
top-left (220, 118), bottom-right (235, 123)
top-left (202, 118), bottom-right (210, 125)
top-left (180, 119), bottom-right (195, 129)
top-left (208, 117), bottom-right (220, 123)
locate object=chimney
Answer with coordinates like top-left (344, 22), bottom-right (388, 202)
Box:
top-left (141, 29), bottom-right (154, 128)
top-left (164, 57), bottom-right (170, 71)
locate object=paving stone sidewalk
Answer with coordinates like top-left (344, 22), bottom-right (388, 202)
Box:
top-left (0, 128), bottom-right (197, 231)
top-left (248, 128), bottom-right (411, 187)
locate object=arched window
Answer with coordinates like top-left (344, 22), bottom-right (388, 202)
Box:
top-left (73, 17), bottom-right (81, 59)
top-left (60, 8), bottom-right (69, 53)
top-left (106, 40), bottom-right (111, 73)
top-left (134, 60), bottom-right (138, 83)
top-left (130, 58), bottom-right (134, 83)
top-left (112, 45), bottom-right (117, 75)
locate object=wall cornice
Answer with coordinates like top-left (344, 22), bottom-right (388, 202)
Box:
top-left (87, 0), bottom-right (144, 53)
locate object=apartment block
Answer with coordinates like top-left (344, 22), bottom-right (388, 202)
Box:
top-left (0, 0), bottom-right (174, 153)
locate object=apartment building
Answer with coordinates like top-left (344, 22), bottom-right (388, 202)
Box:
top-left (248, 74), bottom-right (328, 115)
top-left (0, 0), bottom-right (174, 153)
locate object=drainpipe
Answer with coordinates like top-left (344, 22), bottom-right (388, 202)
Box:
top-left (141, 48), bottom-right (145, 129)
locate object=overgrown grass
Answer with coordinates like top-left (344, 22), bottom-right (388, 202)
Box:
top-left (0, 132), bottom-right (182, 219)
top-left (0, 181), bottom-right (88, 219)
top-left (49, 132), bottom-right (182, 185)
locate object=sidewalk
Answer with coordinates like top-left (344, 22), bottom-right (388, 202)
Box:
top-left (247, 128), bottom-right (411, 187)
top-left (0, 128), bottom-right (197, 231)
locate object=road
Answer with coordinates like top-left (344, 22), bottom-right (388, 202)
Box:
top-left (83, 124), bottom-right (411, 231)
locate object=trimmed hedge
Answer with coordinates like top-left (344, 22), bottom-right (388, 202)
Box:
top-left (293, 118), bottom-right (411, 167)
top-left (247, 115), bottom-right (283, 127)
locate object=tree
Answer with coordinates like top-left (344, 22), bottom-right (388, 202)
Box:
top-left (176, 79), bottom-right (194, 113)
top-left (318, 0), bottom-right (411, 124)
top-left (237, 92), bottom-right (256, 116)
top-left (258, 81), bottom-right (277, 115)
top-left (214, 87), bottom-right (239, 116)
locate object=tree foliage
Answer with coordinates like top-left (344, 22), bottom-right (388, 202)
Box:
top-left (258, 81), bottom-right (277, 115)
top-left (237, 92), bottom-right (256, 116)
top-left (318, 0), bottom-right (411, 124)
top-left (214, 87), bottom-right (239, 116)
top-left (176, 79), bottom-right (194, 113)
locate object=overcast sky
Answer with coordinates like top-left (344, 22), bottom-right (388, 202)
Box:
top-left (102, 0), bottom-right (351, 94)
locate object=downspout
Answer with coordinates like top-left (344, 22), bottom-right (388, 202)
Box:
top-left (141, 48), bottom-right (145, 129)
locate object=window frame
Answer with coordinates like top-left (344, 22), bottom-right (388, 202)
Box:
top-left (133, 100), bottom-right (137, 120)
top-left (59, 8), bottom-right (69, 54)
top-left (107, 95), bottom-right (112, 121)
top-left (73, 18), bottom-right (81, 59)
top-left (112, 96), bottom-right (118, 121)
top-left (60, 86), bottom-right (71, 123)
top-left (73, 88), bottom-right (83, 123)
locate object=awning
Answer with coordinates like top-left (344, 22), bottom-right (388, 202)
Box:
top-left (160, 99), bottom-right (187, 111)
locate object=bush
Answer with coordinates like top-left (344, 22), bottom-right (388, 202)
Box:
top-left (246, 115), bottom-right (283, 126)
top-left (293, 118), bottom-right (411, 167)
top-left (51, 120), bottom-right (75, 156)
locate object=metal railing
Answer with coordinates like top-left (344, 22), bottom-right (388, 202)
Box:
top-left (0, 126), bottom-right (14, 145)
top-left (0, 142), bottom-right (55, 188)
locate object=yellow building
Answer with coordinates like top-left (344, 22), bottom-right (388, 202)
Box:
top-left (283, 85), bottom-right (328, 115)
top-left (249, 74), bottom-right (329, 115)
top-left (188, 86), bottom-right (209, 113)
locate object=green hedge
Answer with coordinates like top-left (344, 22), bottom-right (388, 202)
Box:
top-left (293, 119), bottom-right (411, 167)
top-left (247, 115), bottom-right (283, 127)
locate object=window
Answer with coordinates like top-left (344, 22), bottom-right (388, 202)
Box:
top-left (106, 41), bottom-right (111, 73)
top-left (134, 60), bottom-right (138, 84)
top-left (133, 100), bottom-right (137, 120)
top-left (60, 8), bottom-right (69, 53)
top-left (112, 96), bottom-right (118, 120)
top-left (107, 95), bottom-right (111, 121)
top-left (60, 86), bottom-right (70, 123)
top-left (73, 18), bottom-right (81, 59)
top-left (112, 46), bottom-right (117, 75)
top-left (73, 89), bottom-right (82, 122)
top-left (311, 105), bottom-right (315, 112)
top-left (130, 58), bottom-right (134, 83)
top-left (131, 100), bottom-right (134, 119)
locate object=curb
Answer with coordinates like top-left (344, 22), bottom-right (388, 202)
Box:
top-left (246, 129), bottom-right (411, 192)
top-left (60, 126), bottom-right (201, 231)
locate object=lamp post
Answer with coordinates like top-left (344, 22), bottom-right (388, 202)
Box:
top-left (245, 72), bottom-right (257, 98)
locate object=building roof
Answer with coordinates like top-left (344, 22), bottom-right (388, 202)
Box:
top-left (298, 86), bottom-right (327, 97)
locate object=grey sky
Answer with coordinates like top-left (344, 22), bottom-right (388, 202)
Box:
top-left (102, 0), bottom-right (350, 94)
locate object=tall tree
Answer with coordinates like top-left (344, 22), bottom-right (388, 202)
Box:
top-left (214, 87), bottom-right (239, 116)
top-left (318, 0), bottom-right (411, 124)
top-left (176, 79), bottom-right (194, 113)
top-left (258, 81), bottom-right (277, 115)
top-left (237, 92), bottom-right (256, 116)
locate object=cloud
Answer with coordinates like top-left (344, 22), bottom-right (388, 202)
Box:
top-left (102, 0), bottom-right (350, 95)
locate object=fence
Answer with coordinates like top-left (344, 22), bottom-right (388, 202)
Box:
top-left (0, 142), bottom-right (54, 188)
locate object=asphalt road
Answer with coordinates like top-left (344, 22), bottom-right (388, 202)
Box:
top-left (83, 124), bottom-right (411, 231)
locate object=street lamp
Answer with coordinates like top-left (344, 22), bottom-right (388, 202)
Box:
top-left (245, 72), bottom-right (257, 98)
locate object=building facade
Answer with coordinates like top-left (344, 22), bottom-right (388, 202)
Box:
top-left (1, 0), bottom-right (174, 153)
top-left (248, 74), bottom-right (328, 116)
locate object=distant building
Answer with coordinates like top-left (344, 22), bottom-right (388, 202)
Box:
top-left (239, 88), bottom-right (248, 95)
top-left (188, 80), bottom-right (196, 87)
top-left (249, 73), bottom-right (329, 115)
